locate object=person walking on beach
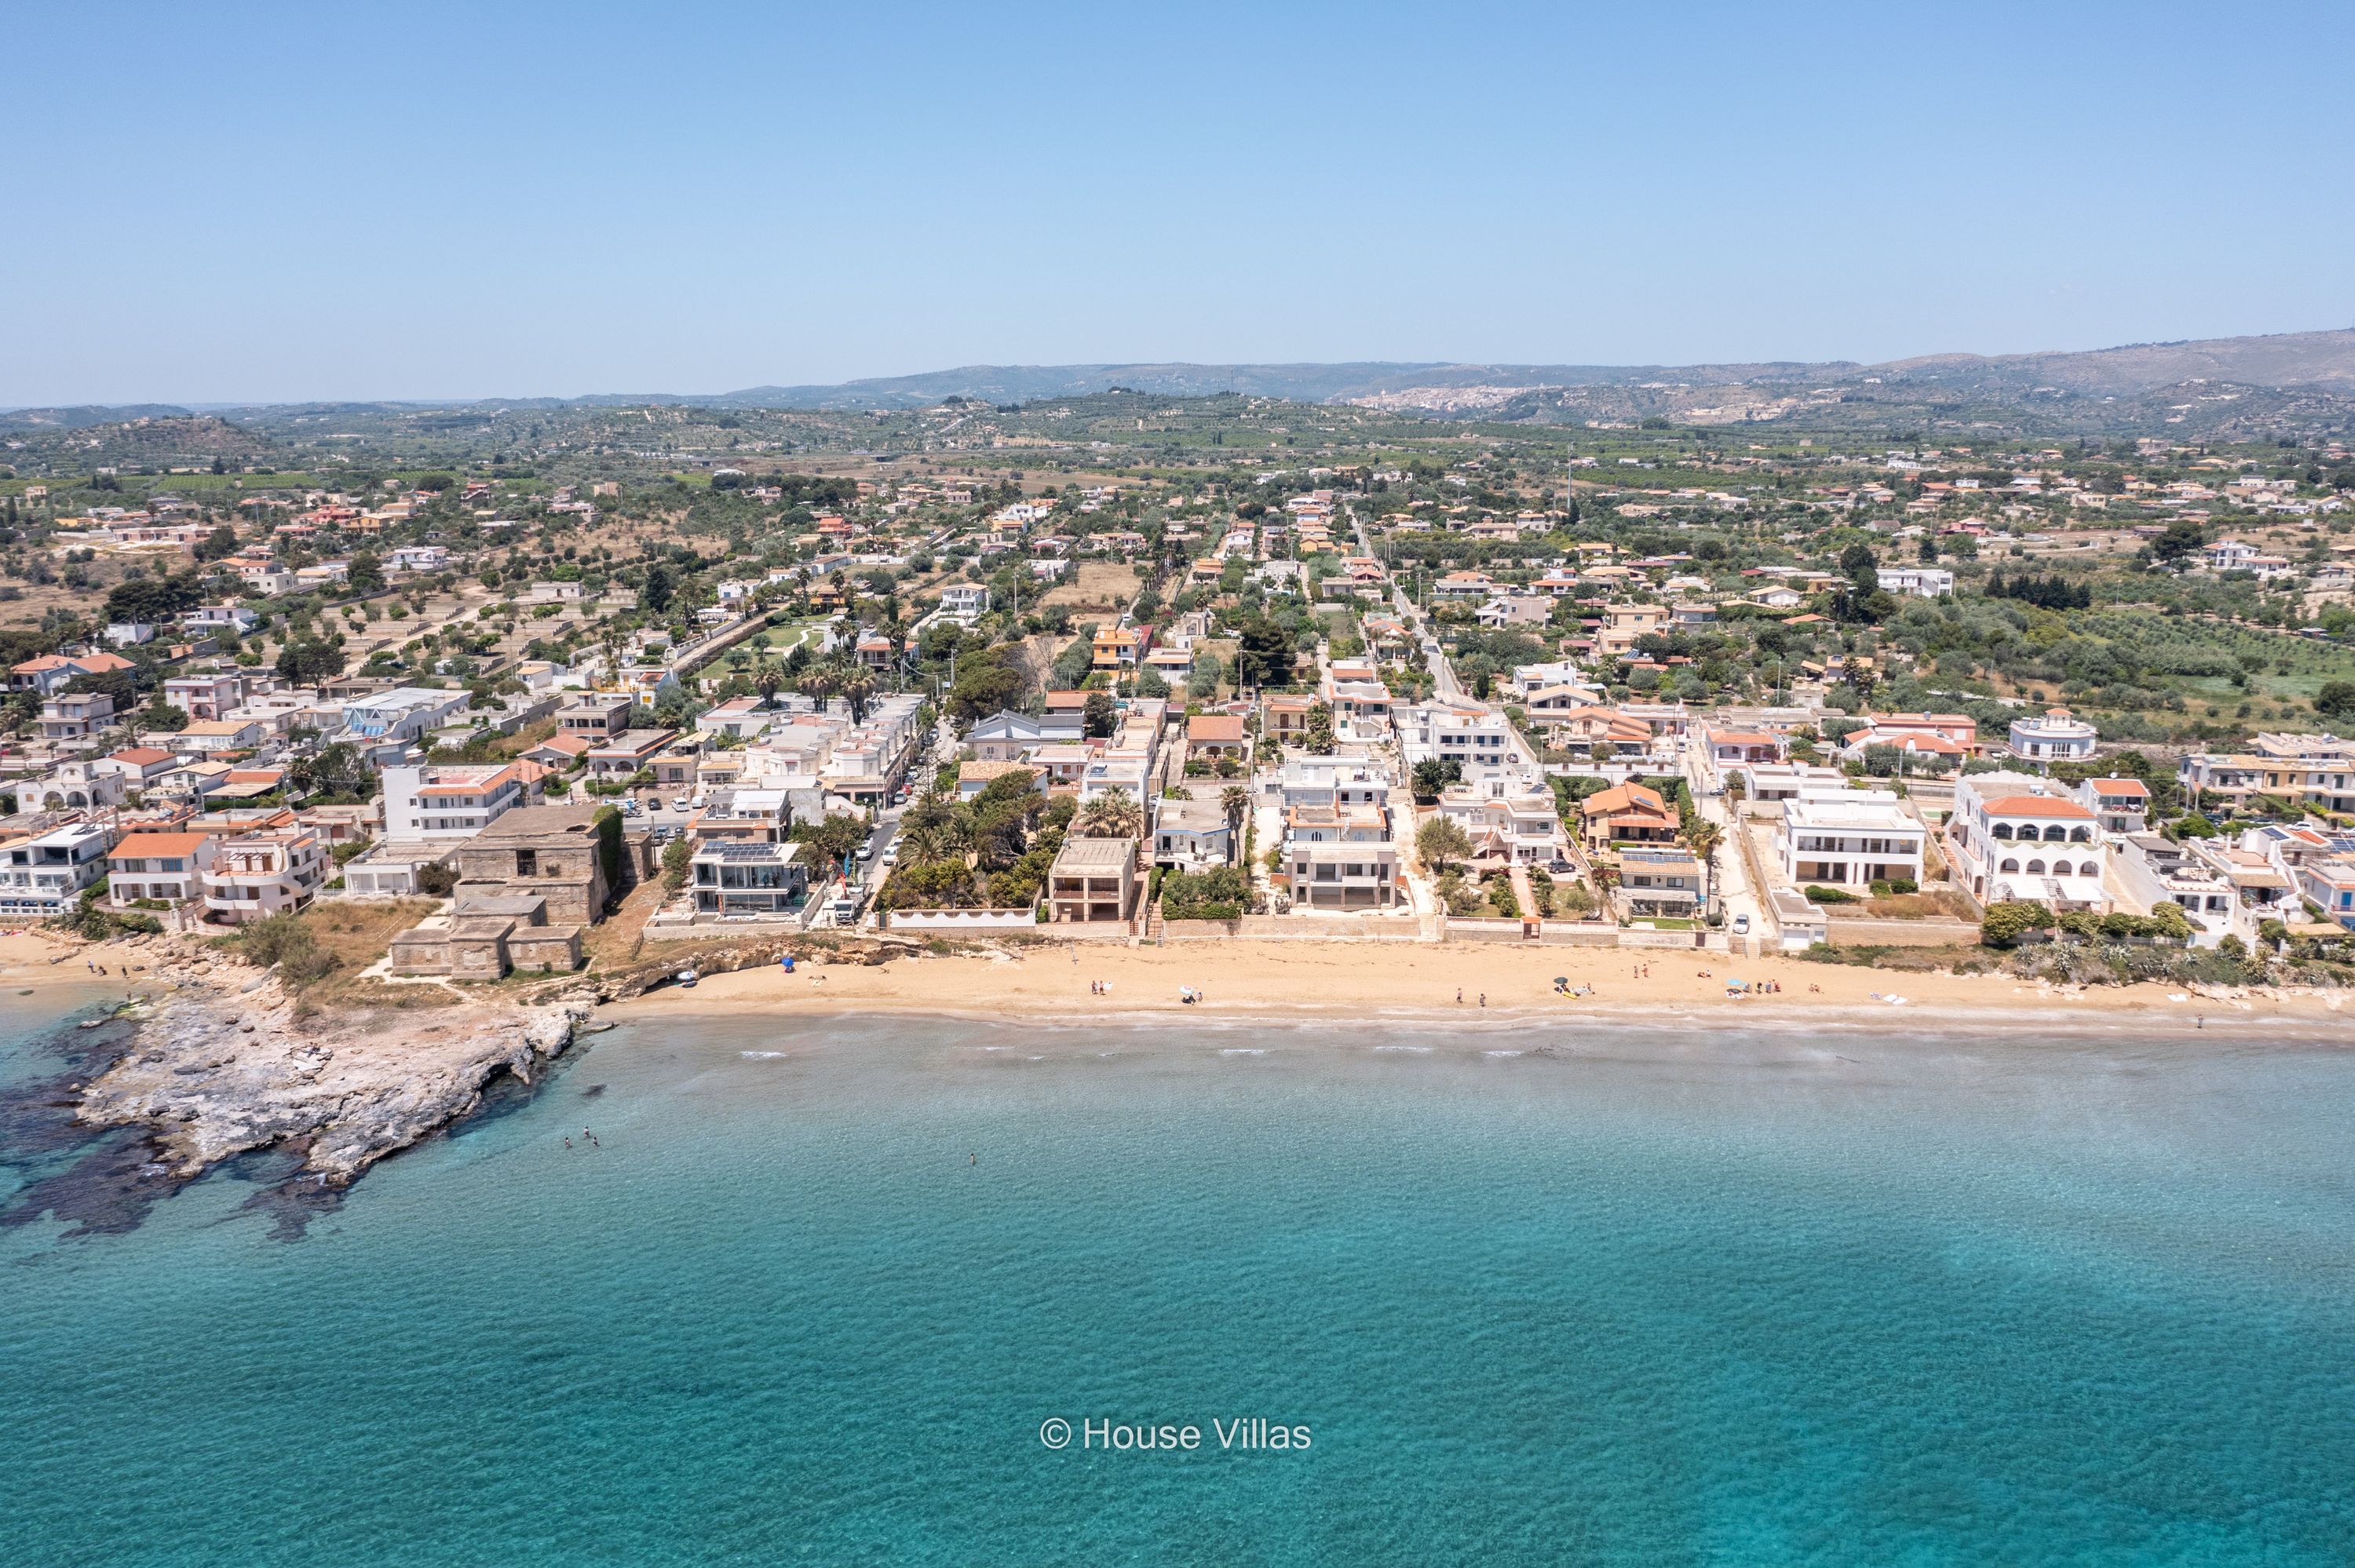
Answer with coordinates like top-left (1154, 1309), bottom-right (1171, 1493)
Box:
top-left (1455, 987), bottom-right (1463, 1005)
top-left (1478, 993), bottom-right (1486, 1008)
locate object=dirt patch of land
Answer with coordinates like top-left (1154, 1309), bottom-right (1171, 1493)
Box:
top-left (1040, 561), bottom-right (1140, 614)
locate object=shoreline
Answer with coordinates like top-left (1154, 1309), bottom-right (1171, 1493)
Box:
top-left (20, 928), bottom-right (2341, 1235)
top-left (64, 955), bottom-right (591, 1187)
top-left (607, 940), bottom-right (2351, 1041)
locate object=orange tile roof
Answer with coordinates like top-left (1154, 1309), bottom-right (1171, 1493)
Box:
top-left (108, 832), bottom-right (211, 858)
top-left (1582, 782), bottom-right (1671, 819)
top-left (1187, 716), bottom-right (1246, 742)
top-left (1981, 796), bottom-right (2094, 819)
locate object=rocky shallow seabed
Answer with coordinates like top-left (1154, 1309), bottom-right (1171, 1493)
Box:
top-left (75, 957), bottom-right (590, 1187)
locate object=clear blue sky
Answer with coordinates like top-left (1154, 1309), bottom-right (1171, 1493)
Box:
top-left (5, 1), bottom-right (2350, 406)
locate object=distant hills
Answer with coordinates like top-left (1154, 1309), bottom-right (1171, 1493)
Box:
top-left (8, 328), bottom-right (2355, 440)
top-left (674, 329), bottom-right (2355, 412)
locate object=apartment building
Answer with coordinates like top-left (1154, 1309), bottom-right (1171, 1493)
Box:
top-left (1047, 836), bottom-right (1137, 923)
top-left (165, 670), bottom-right (248, 721)
top-left (203, 824), bottom-right (329, 924)
top-left (0, 822), bottom-right (117, 917)
top-left (1283, 802), bottom-right (1398, 909)
top-left (557, 694), bottom-right (637, 740)
top-left (1778, 786), bottom-right (1926, 890)
top-left (1092, 625), bottom-right (1147, 673)
top-left (2075, 776), bottom-right (2152, 834)
top-left (1618, 847), bottom-right (1704, 917)
top-left (108, 832), bottom-right (217, 910)
top-left (2177, 734), bottom-right (2355, 816)
top-left (1400, 702), bottom-right (1518, 771)
top-left (1433, 768), bottom-right (1567, 866)
top-left (382, 763), bottom-right (538, 839)
top-left (40, 691), bottom-right (114, 741)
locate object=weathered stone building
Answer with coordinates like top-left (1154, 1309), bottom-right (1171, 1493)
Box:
top-left (389, 804), bottom-right (619, 979)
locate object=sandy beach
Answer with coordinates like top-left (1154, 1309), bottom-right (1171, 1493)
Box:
top-left (614, 939), bottom-right (2349, 1034)
top-left (0, 931), bottom-right (104, 990)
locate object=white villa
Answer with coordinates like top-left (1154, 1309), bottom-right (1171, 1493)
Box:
top-left (2007, 706), bottom-right (2098, 764)
top-left (1944, 771), bottom-right (2109, 911)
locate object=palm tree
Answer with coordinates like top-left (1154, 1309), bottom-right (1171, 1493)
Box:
top-left (1685, 819), bottom-right (1725, 908)
top-left (1073, 790), bottom-right (1145, 841)
top-left (1220, 785), bottom-right (1251, 834)
top-left (840, 666), bottom-right (878, 725)
top-left (896, 797), bottom-right (969, 864)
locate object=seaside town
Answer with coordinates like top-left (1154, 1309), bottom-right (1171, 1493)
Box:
top-left (0, 404), bottom-right (2350, 1007)
top-left (21, 3), bottom-right (2355, 1559)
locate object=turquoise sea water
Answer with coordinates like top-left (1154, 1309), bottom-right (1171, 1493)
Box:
top-left (4, 998), bottom-right (2353, 1566)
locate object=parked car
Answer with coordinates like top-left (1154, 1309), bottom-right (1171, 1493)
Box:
top-left (1732, 913), bottom-right (1751, 935)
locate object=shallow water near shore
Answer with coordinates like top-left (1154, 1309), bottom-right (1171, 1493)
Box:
top-left (5, 1004), bottom-right (2354, 1565)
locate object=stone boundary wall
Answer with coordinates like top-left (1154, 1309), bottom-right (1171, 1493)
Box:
top-left (1820, 917), bottom-right (1979, 947)
top-left (1159, 917), bottom-right (1421, 942)
top-left (880, 908), bottom-right (1039, 932)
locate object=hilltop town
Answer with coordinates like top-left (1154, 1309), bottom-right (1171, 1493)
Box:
top-left (0, 396), bottom-right (2351, 1024)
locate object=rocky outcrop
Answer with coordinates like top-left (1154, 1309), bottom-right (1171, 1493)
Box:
top-left (78, 958), bottom-right (589, 1186)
